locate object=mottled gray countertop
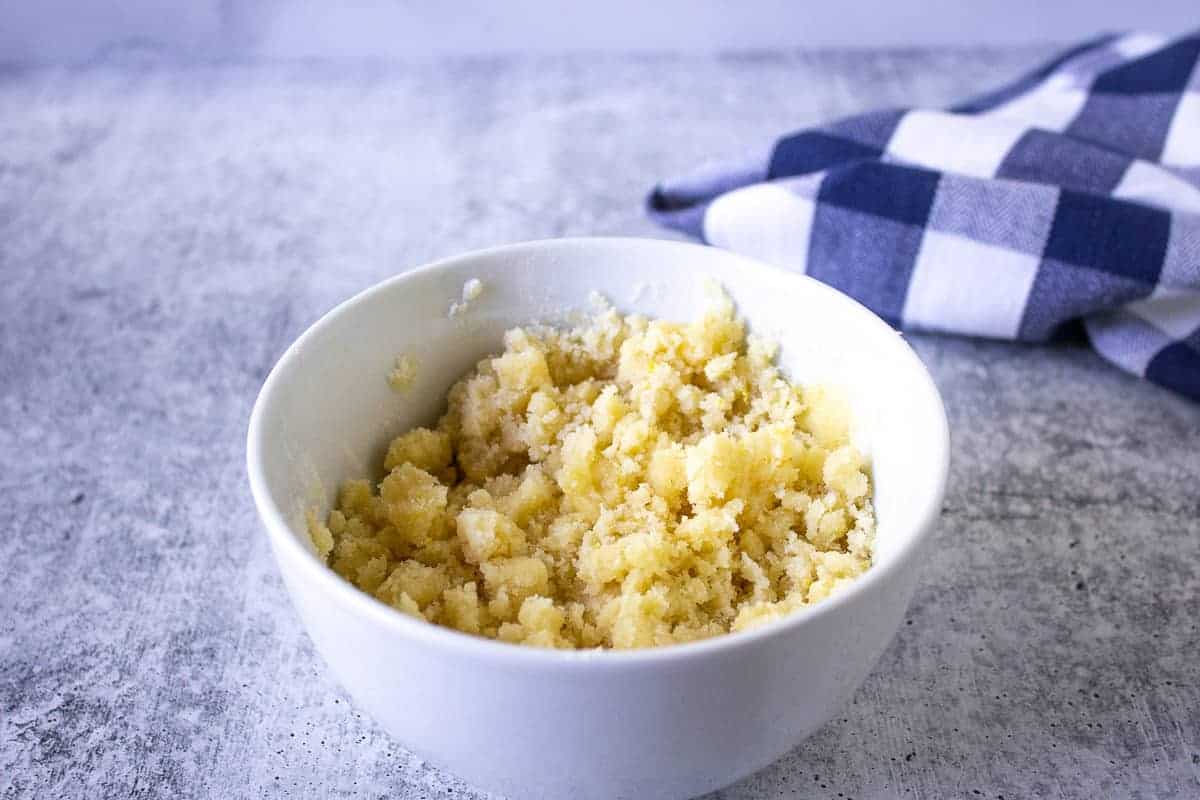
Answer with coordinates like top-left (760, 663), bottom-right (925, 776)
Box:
top-left (2, 47), bottom-right (1199, 800)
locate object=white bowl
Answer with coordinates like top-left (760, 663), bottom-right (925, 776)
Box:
top-left (246, 237), bottom-right (949, 800)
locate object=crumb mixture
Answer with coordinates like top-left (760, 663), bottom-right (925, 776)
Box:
top-left (387, 354), bottom-right (418, 392)
top-left (309, 290), bottom-right (874, 649)
top-left (449, 277), bottom-right (484, 317)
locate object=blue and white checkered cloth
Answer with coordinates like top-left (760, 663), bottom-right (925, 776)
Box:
top-left (648, 31), bottom-right (1200, 401)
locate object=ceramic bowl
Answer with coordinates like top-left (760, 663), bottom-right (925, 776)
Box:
top-left (246, 237), bottom-right (949, 800)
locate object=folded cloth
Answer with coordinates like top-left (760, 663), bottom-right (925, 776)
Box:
top-left (648, 31), bottom-right (1200, 401)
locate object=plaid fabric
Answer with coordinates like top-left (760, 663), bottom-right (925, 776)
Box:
top-left (648, 31), bottom-right (1200, 401)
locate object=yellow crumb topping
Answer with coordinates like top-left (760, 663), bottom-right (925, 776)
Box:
top-left (310, 291), bottom-right (874, 649)
top-left (387, 354), bottom-right (418, 392)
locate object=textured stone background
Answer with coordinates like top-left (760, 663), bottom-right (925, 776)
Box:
top-left (2, 47), bottom-right (1199, 799)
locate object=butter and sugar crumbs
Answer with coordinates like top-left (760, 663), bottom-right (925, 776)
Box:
top-left (310, 289), bottom-right (874, 650)
top-left (387, 354), bottom-right (419, 392)
top-left (449, 278), bottom-right (485, 317)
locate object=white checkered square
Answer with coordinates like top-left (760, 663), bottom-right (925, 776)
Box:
top-left (1112, 32), bottom-right (1168, 59)
top-left (1113, 159), bottom-right (1200, 214)
top-left (703, 179), bottom-right (817, 272)
top-left (1126, 287), bottom-right (1200, 340)
top-left (984, 73), bottom-right (1089, 132)
top-left (902, 229), bottom-right (1040, 339)
top-left (887, 111), bottom-right (1025, 179)
top-left (1161, 91), bottom-right (1200, 167)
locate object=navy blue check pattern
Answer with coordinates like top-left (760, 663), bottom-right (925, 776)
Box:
top-left (648, 31), bottom-right (1200, 401)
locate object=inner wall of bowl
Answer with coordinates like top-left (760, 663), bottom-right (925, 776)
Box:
top-left (257, 240), bottom-right (944, 568)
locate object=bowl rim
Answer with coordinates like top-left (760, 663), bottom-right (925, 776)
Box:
top-left (246, 236), bottom-right (950, 669)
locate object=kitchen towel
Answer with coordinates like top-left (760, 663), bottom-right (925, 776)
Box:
top-left (648, 31), bottom-right (1200, 401)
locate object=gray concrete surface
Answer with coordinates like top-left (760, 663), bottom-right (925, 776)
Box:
top-left (2, 48), bottom-right (1198, 800)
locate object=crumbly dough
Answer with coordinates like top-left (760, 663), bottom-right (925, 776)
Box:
top-left (387, 354), bottom-right (418, 392)
top-left (449, 278), bottom-right (484, 317)
top-left (310, 290), bottom-right (874, 650)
